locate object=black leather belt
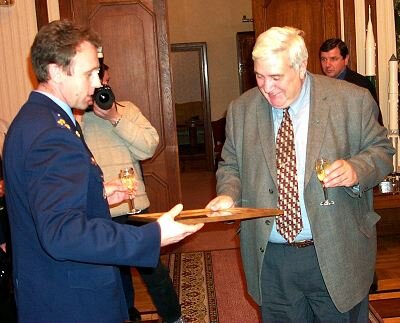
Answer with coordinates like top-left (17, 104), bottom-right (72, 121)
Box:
top-left (285, 239), bottom-right (314, 248)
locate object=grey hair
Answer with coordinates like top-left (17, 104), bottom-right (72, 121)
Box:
top-left (252, 26), bottom-right (308, 70)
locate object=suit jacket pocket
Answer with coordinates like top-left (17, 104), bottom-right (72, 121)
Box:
top-left (356, 211), bottom-right (380, 238)
top-left (68, 265), bottom-right (117, 290)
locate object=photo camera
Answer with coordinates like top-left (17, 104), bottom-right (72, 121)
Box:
top-left (93, 85), bottom-right (115, 110)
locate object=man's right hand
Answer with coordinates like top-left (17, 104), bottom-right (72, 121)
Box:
top-left (205, 195), bottom-right (235, 211)
top-left (157, 204), bottom-right (204, 247)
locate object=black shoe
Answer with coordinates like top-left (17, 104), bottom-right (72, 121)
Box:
top-left (128, 307), bottom-right (141, 322)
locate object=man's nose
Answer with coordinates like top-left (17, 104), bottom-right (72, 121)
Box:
top-left (262, 79), bottom-right (274, 93)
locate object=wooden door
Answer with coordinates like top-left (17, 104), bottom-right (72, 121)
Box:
top-left (252, 0), bottom-right (342, 74)
top-left (237, 31), bottom-right (257, 94)
top-left (58, 0), bottom-right (181, 212)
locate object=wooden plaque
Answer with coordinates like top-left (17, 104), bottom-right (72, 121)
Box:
top-left (129, 207), bottom-right (283, 224)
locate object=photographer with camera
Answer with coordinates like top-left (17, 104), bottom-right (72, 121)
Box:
top-left (74, 64), bottom-right (185, 323)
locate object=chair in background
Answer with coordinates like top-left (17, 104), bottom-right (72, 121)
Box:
top-left (211, 117), bottom-right (226, 170)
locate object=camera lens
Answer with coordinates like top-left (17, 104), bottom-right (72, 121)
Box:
top-left (93, 85), bottom-right (115, 110)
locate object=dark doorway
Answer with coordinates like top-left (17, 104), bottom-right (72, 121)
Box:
top-left (171, 42), bottom-right (213, 172)
top-left (237, 31), bottom-right (257, 94)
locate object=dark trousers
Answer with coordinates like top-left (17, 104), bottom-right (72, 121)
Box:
top-left (0, 206), bottom-right (17, 322)
top-left (260, 243), bottom-right (369, 323)
top-left (113, 213), bottom-right (181, 322)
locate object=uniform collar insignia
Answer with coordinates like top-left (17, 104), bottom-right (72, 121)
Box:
top-left (56, 114), bottom-right (80, 138)
top-left (56, 117), bottom-right (71, 130)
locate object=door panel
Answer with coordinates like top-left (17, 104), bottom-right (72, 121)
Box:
top-left (252, 0), bottom-right (341, 74)
top-left (59, 0), bottom-right (181, 212)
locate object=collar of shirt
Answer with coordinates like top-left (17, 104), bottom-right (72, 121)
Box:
top-left (35, 90), bottom-right (76, 125)
top-left (337, 67), bottom-right (347, 80)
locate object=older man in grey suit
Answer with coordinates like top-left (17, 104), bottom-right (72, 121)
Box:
top-left (207, 26), bottom-right (394, 322)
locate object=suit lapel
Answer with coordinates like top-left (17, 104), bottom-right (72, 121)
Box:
top-left (304, 75), bottom-right (332, 188)
top-left (256, 97), bottom-right (278, 187)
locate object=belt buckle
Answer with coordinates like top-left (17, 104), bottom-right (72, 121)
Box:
top-left (288, 239), bottom-right (314, 248)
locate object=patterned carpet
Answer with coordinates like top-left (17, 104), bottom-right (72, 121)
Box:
top-left (163, 250), bottom-right (385, 323)
top-left (166, 252), bottom-right (218, 323)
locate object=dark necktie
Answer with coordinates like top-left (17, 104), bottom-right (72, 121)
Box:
top-left (75, 121), bottom-right (85, 140)
top-left (275, 108), bottom-right (302, 243)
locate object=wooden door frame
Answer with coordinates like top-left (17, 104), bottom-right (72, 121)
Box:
top-left (236, 31), bottom-right (257, 94)
top-left (171, 42), bottom-right (214, 171)
top-left (34, 0), bottom-right (48, 30)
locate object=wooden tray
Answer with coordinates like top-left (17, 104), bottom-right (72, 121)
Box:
top-left (129, 207), bottom-right (283, 224)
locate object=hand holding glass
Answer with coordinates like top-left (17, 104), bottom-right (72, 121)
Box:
top-left (119, 167), bottom-right (141, 214)
top-left (315, 158), bottom-right (335, 206)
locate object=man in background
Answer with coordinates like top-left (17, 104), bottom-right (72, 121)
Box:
top-left (3, 19), bottom-right (202, 322)
top-left (207, 26), bottom-right (394, 322)
top-left (75, 63), bottom-right (184, 323)
top-left (320, 38), bottom-right (383, 125)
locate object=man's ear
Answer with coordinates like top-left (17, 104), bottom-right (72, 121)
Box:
top-left (344, 54), bottom-right (350, 66)
top-left (48, 64), bottom-right (64, 83)
top-left (299, 61), bottom-right (307, 79)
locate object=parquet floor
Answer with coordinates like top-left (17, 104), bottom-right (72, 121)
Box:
top-left (135, 170), bottom-right (400, 322)
top-left (370, 235), bottom-right (400, 321)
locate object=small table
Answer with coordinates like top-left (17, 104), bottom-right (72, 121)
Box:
top-left (374, 189), bottom-right (400, 236)
top-left (374, 192), bottom-right (400, 210)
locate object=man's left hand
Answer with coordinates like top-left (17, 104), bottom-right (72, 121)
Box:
top-left (324, 159), bottom-right (358, 188)
top-left (104, 179), bottom-right (137, 206)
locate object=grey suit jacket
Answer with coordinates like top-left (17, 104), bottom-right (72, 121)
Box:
top-left (216, 73), bottom-right (394, 312)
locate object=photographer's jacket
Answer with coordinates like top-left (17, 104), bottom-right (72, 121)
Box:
top-left (80, 101), bottom-right (159, 213)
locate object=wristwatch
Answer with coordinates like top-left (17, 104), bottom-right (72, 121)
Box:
top-left (111, 116), bottom-right (122, 127)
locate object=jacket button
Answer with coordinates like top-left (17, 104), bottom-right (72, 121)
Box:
top-left (259, 247), bottom-right (265, 253)
top-left (268, 189), bottom-right (273, 194)
top-left (265, 220), bottom-right (271, 225)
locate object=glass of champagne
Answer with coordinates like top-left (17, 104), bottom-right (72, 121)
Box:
top-left (119, 167), bottom-right (141, 214)
top-left (315, 158), bottom-right (335, 206)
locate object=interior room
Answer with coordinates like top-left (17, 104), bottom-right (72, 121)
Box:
top-left (1, 0), bottom-right (400, 321)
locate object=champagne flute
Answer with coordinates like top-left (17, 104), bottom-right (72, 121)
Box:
top-left (315, 158), bottom-right (335, 206)
top-left (119, 167), bottom-right (141, 214)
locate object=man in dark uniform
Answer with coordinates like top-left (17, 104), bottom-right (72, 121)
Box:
top-left (3, 20), bottom-right (203, 322)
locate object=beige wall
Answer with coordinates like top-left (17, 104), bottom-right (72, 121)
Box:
top-left (171, 51), bottom-right (202, 103)
top-left (0, 0), bottom-right (37, 124)
top-left (167, 0), bottom-right (253, 120)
